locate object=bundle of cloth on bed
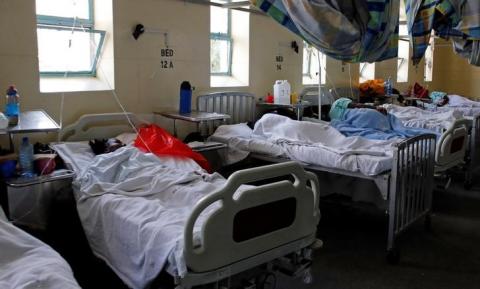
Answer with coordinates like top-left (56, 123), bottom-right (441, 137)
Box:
top-left (0, 207), bottom-right (80, 289)
top-left (384, 104), bottom-right (463, 133)
top-left (211, 113), bottom-right (425, 176)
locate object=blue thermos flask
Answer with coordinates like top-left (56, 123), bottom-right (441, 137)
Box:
top-left (179, 81), bottom-right (192, 114)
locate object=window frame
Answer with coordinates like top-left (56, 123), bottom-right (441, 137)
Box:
top-left (303, 43), bottom-right (313, 77)
top-left (210, 6), bottom-right (233, 76)
top-left (36, 0), bottom-right (105, 77)
top-left (302, 41), bottom-right (326, 85)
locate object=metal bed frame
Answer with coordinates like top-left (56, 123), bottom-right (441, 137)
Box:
top-left (58, 112), bottom-right (321, 289)
top-left (198, 92), bottom-right (436, 263)
top-left (386, 104), bottom-right (479, 188)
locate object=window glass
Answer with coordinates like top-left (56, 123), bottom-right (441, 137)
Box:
top-left (425, 37), bottom-right (434, 82)
top-left (211, 39), bottom-right (231, 74)
top-left (210, 4), bottom-right (232, 75)
top-left (303, 42), bottom-right (326, 85)
top-left (359, 63), bottom-right (375, 82)
top-left (37, 27), bottom-right (103, 74)
top-left (36, 0), bottom-right (90, 20)
top-left (36, 0), bottom-right (105, 76)
top-left (211, 6), bottom-right (229, 35)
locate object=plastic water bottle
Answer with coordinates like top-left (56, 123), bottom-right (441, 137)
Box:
top-left (19, 137), bottom-right (34, 178)
top-left (179, 81), bottom-right (192, 114)
top-left (5, 85), bottom-right (19, 125)
top-left (385, 77), bottom-right (393, 96)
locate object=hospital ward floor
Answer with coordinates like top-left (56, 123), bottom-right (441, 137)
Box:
top-left (31, 174), bottom-right (480, 289)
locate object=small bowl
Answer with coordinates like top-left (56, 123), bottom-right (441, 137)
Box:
top-left (0, 160), bottom-right (17, 179)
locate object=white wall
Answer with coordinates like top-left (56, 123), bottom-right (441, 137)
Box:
top-left (0, 0), bottom-right (478, 146)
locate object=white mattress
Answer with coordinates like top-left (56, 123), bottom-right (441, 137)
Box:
top-left (210, 115), bottom-right (397, 176)
top-left (53, 143), bottom-right (239, 289)
top-left (0, 207), bottom-right (80, 289)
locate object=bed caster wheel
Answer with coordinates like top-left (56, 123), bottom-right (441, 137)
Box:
top-left (464, 180), bottom-right (473, 190)
top-left (386, 248), bottom-right (400, 265)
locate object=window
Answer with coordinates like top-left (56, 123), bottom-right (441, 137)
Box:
top-left (210, 4), bottom-right (232, 75)
top-left (424, 37), bottom-right (434, 82)
top-left (397, 1), bottom-right (409, 83)
top-left (359, 62), bottom-right (375, 82)
top-left (36, 0), bottom-right (105, 76)
top-left (303, 42), bottom-right (326, 85)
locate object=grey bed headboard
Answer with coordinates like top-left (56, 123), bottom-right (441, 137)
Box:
top-left (300, 86), bottom-right (359, 105)
top-left (197, 92), bottom-right (256, 124)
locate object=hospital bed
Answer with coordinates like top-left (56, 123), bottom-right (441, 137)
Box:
top-left (0, 206), bottom-right (80, 289)
top-left (385, 103), bottom-right (480, 188)
top-left (54, 112), bottom-right (321, 289)
top-left (199, 92), bottom-right (436, 264)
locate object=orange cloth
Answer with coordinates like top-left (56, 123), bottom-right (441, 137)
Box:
top-left (359, 79), bottom-right (385, 98)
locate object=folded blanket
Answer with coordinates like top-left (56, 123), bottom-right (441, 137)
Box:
top-left (331, 108), bottom-right (436, 140)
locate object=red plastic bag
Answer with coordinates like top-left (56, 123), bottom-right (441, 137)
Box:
top-left (134, 124), bottom-right (211, 172)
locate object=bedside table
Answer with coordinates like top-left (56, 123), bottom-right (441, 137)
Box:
top-left (1, 170), bottom-right (75, 230)
top-left (188, 141), bottom-right (227, 172)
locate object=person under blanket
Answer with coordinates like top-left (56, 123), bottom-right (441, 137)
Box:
top-left (329, 98), bottom-right (436, 140)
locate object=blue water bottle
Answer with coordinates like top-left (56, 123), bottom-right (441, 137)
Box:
top-left (5, 85), bottom-right (19, 125)
top-left (179, 81), bottom-right (192, 114)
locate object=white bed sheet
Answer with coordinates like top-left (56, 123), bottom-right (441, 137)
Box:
top-left (384, 104), bottom-right (461, 133)
top-left (0, 207), bottom-right (80, 289)
top-left (210, 115), bottom-right (396, 176)
top-left (53, 143), bottom-right (242, 289)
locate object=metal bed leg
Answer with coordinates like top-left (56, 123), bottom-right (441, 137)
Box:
top-left (387, 183), bottom-right (400, 265)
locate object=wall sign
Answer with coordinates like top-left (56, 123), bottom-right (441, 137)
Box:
top-left (275, 55), bottom-right (283, 71)
top-left (160, 48), bottom-right (174, 69)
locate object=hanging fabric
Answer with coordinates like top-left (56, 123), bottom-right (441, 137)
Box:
top-left (406, 0), bottom-right (480, 66)
top-left (251, 0), bottom-right (399, 63)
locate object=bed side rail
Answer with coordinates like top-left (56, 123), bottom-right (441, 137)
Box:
top-left (435, 118), bottom-right (469, 171)
top-left (184, 161), bottom-right (320, 273)
top-left (388, 133), bottom-right (436, 249)
top-left (469, 114), bottom-right (480, 163)
top-left (197, 92), bottom-right (256, 126)
top-left (59, 113), bottom-right (145, 141)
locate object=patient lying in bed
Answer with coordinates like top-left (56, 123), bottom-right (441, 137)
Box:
top-left (329, 98), bottom-right (436, 140)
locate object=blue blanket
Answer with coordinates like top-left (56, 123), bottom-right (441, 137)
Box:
top-left (331, 109), bottom-right (437, 140)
